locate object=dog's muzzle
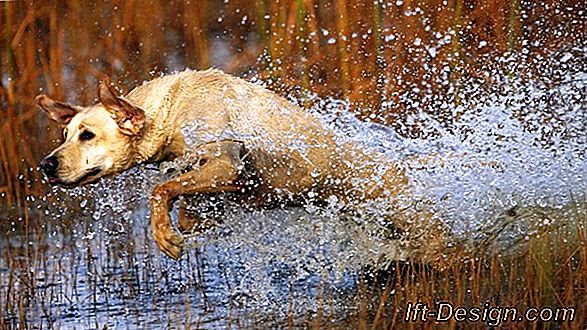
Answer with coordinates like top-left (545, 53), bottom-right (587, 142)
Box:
top-left (40, 155), bottom-right (59, 183)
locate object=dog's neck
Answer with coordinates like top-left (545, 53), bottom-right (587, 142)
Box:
top-left (128, 79), bottom-right (185, 165)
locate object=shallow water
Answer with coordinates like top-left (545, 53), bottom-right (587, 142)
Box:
top-left (1, 48), bottom-right (586, 328)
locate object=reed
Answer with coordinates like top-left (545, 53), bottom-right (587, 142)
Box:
top-left (343, 203), bottom-right (586, 329)
top-left (1, 204), bottom-right (585, 328)
top-left (0, 0), bottom-right (581, 208)
top-left (0, 1), bottom-right (584, 328)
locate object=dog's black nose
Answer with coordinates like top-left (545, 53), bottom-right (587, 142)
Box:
top-left (40, 156), bottom-right (59, 177)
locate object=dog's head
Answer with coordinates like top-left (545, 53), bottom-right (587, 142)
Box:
top-left (36, 80), bottom-right (145, 187)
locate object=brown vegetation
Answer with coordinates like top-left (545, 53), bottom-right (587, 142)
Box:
top-left (1, 0), bottom-right (583, 209)
top-left (0, 1), bottom-right (585, 328)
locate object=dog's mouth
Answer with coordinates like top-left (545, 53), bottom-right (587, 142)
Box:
top-left (49, 167), bottom-right (103, 188)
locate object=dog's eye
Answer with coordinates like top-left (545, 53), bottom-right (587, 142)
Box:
top-left (63, 130), bottom-right (68, 139)
top-left (79, 130), bottom-right (95, 141)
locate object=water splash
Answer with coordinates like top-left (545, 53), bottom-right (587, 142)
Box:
top-left (3, 47), bottom-right (586, 327)
top-left (124, 47), bottom-right (586, 317)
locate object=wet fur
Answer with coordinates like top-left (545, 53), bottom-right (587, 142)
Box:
top-left (37, 69), bottom-right (446, 264)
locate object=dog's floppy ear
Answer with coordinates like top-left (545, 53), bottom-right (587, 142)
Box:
top-left (35, 95), bottom-right (80, 125)
top-left (98, 78), bottom-right (145, 136)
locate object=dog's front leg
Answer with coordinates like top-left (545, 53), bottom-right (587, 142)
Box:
top-left (150, 140), bottom-right (246, 260)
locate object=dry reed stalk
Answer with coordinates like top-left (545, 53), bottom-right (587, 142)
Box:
top-left (2, 0), bottom-right (579, 206)
top-left (282, 0), bottom-right (299, 87)
top-left (332, 0), bottom-right (349, 97)
top-left (0, 5), bottom-right (584, 327)
top-left (371, 275), bottom-right (393, 328)
top-left (294, 0), bottom-right (309, 92)
top-left (507, 0), bottom-right (521, 51)
top-left (255, 0), bottom-right (269, 44)
top-left (268, 0), bottom-right (284, 76)
top-left (0, 139), bottom-right (14, 208)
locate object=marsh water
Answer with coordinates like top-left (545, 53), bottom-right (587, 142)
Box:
top-left (1, 48), bottom-right (586, 328)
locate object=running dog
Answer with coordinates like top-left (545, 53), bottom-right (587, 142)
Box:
top-left (36, 69), bottom-right (446, 263)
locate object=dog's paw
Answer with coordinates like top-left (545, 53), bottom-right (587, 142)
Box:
top-left (153, 227), bottom-right (185, 260)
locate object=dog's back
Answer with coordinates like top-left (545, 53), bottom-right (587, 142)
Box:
top-left (125, 69), bottom-right (407, 201)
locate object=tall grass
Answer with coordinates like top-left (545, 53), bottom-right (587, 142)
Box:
top-left (2, 202), bottom-right (570, 328)
top-left (344, 201), bottom-right (587, 329)
top-left (0, 1), bottom-right (585, 328)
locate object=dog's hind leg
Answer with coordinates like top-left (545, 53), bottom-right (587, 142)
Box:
top-left (150, 140), bottom-right (247, 260)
